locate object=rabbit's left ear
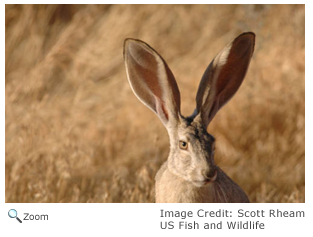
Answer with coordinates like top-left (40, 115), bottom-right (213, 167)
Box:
top-left (195, 32), bottom-right (255, 127)
top-left (124, 39), bottom-right (181, 128)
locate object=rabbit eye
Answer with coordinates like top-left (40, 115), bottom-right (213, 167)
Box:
top-left (179, 141), bottom-right (188, 150)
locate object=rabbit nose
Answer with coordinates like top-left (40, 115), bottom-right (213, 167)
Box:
top-left (202, 169), bottom-right (217, 182)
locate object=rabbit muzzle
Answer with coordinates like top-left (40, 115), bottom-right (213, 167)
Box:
top-left (202, 168), bottom-right (217, 183)
top-left (192, 166), bottom-right (217, 187)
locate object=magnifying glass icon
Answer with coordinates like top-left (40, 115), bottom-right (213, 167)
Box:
top-left (8, 209), bottom-right (22, 223)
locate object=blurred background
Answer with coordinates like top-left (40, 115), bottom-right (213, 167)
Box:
top-left (5, 4), bottom-right (304, 202)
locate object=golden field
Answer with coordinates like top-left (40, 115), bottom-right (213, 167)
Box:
top-left (5, 5), bottom-right (305, 203)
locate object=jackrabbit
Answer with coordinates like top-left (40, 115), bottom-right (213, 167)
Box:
top-left (123, 32), bottom-right (255, 203)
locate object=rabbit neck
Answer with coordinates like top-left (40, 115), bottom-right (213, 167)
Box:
top-left (155, 161), bottom-right (215, 203)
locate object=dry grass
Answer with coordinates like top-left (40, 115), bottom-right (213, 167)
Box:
top-left (5, 4), bottom-right (305, 203)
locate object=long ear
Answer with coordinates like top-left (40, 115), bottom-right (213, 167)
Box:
top-left (195, 32), bottom-right (255, 127)
top-left (124, 39), bottom-right (181, 128)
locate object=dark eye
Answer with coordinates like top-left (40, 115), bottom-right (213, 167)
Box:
top-left (179, 141), bottom-right (188, 150)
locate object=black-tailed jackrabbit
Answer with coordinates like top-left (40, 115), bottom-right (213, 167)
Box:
top-left (124, 32), bottom-right (255, 203)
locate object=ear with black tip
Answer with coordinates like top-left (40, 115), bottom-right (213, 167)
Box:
top-left (195, 32), bottom-right (255, 127)
top-left (124, 38), bottom-right (181, 128)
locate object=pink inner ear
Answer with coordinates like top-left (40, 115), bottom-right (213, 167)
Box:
top-left (125, 39), bottom-right (181, 127)
top-left (129, 44), bottom-right (163, 99)
top-left (211, 34), bottom-right (254, 112)
top-left (155, 96), bottom-right (169, 122)
top-left (197, 33), bottom-right (255, 127)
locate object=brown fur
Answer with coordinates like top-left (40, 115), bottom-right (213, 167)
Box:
top-left (156, 162), bottom-right (249, 203)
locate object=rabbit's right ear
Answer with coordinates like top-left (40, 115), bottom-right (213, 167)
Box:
top-left (124, 39), bottom-right (181, 128)
top-left (195, 32), bottom-right (255, 127)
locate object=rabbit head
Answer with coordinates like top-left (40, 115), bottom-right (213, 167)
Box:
top-left (124, 32), bottom-right (255, 187)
